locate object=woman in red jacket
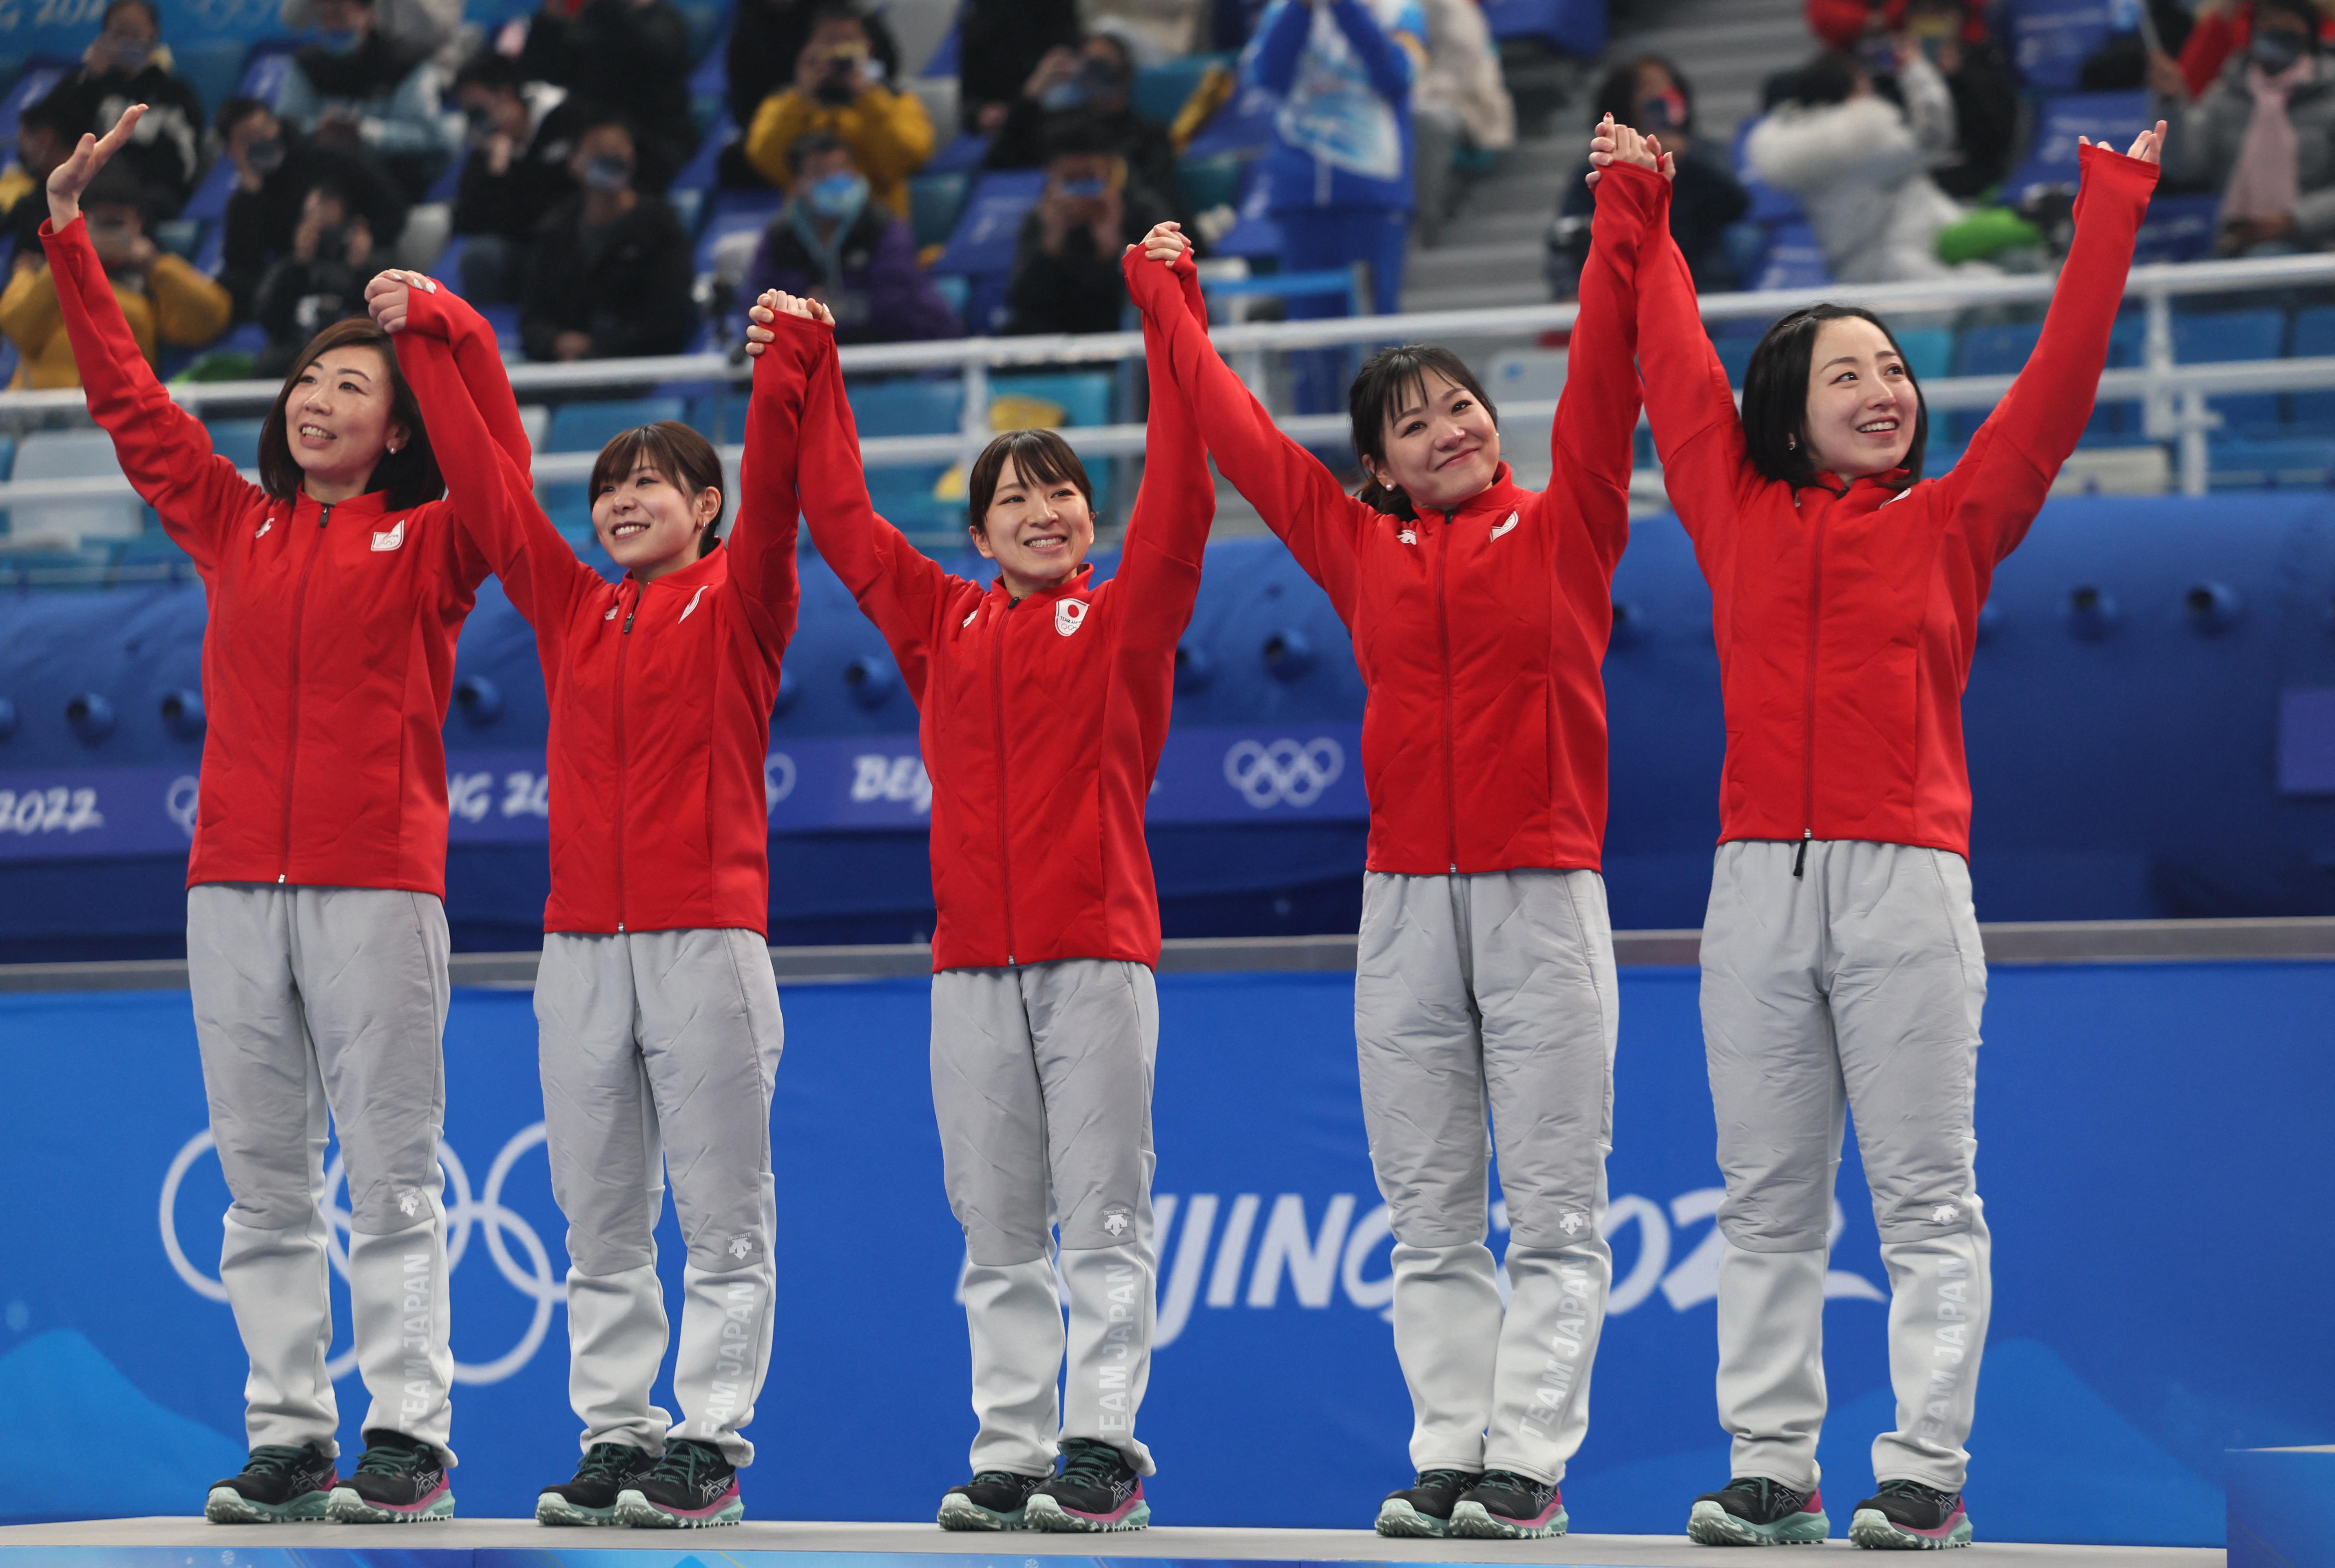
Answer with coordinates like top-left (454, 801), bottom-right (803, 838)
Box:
top-left (44, 107), bottom-right (524, 1526)
top-left (1131, 121), bottom-right (1649, 1542)
top-left (1600, 121), bottom-right (2160, 1550)
top-left (742, 234), bottom-right (1210, 1533)
top-left (363, 268), bottom-right (807, 1529)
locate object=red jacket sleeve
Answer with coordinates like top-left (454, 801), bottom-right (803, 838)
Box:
top-left (1931, 143), bottom-right (2158, 561)
top-left (397, 278), bottom-right (535, 475)
top-left (2181, 7), bottom-right (2238, 98)
top-left (1549, 156), bottom-right (1650, 570)
top-left (1606, 163), bottom-right (1752, 549)
top-left (40, 215), bottom-right (264, 569)
top-left (1110, 245), bottom-right (1214, 654)
top-left (1127, 243), bottom-right (1368, 629)
top-left (728, 313), bottom-right (822, 658)
top-left (794, 347), bottom-right (962, 702)
top-left (397, 286), bottom-right (593, 637)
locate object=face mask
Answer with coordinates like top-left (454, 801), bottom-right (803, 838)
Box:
top-left (2253, 28), bottom-right (2308, 73)
top-left (317, 25), bottom-right (364, 53)
top-left (1638, 87), bottom-right (1686, 132)
top-left (106, 38), bottom-right (153, 68)
top-left (582, 153), bottom-right (631, 192)
top-left (1057, 176), bottom-right (1108, 199)
top-left (805, 171), bottom-right (866, 219)
top-left (1039, 78), bottom-right (1089, 111)
top-left (247, 137), bottom-right (286, 174)
top-left (463, 103), bottom-right (494, 135)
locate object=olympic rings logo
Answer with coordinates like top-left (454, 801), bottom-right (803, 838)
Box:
top-left (1224, 737), bottom-right (1345, 809)
top-left (158, 1125), bottom-right (562, 1386)
top-left (764, 751), bottom-right (797, 814)
top-left (166, 775), bottom-right (199, 839)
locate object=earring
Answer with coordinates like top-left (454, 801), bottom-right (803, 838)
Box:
top-left (1787, 434), bottom-right (1796, 450)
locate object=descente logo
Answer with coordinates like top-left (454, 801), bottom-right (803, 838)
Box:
top-left (959, 1188), bottom-right (1885, 1347)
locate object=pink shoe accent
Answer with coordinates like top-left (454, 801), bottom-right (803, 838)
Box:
top-left (1806, 1489), bottom-right (1822, 1513)
top-left (374, 1476), bottom-right (449, 1515)
top-left (651, 1480), bottom-right (740, 1521)
top-left (1899, 1504), bottom-right (1967, 1540)
top-left (1519, 1489), bottom-right (1564, 1529)
top-left (1064, 1480), bottom-right (1144, 1525)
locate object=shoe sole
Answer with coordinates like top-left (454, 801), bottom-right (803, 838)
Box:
top-left (1849, 1507), bottom-right (1972, 1550)
top-left (1687, 1500), bottom-right (1832, 1545)
top-left (1375, 1498), bottom-right (1450, 1538)
top-left (325, 1485), bottom-right (454, 1523)
top-left (937, 1493), bottom-right (1025, 1530)
top-left (204, 1487), bottom-right (329, 1524)
top-left (536, 1494), bottom-right (621, 1526)
top-left (1450, 1500), bottom-right (1568, 1540)
top-left (614, 1487), bottom-right (743, 1528)
top-left (1024, 1493), bottom-right (1150, 1532)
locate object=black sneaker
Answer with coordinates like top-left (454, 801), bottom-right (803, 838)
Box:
top-left (1849, 1479), bottom-right (1972, 1549)
top-left (1450, 1469), bottom-right (1568, 1539)
top-left (325, 1429), bottom-right (454, 1522)
top-left (1376, 1468), bottom-right (1481, 1537)
top-left (613, 1437), bottom-right (742, 1528)
top-left (937, 1469), bottom-right (1047, 1530)
top-left (536, 1441), bottom-right (657, 1526)
top-left (205, 1442), bottom-right (337, 1523)
top-left (1687, 1475), bottom-right (1831, 1545)
top-left (1024, 1436), bottom-right (1149, 1531)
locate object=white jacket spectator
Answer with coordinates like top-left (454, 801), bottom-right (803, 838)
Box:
top-left (1415, 0), bottom-right (1512, 151)
top-left (1747, 46), bottom-right (1970, 283)
top-left (1077, 0), bottom-right (1203, 65)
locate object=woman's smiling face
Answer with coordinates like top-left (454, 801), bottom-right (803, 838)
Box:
top-left (1800, 315), bottom-right (1919, 480)
top-left (593, 460), bottom-right (719, 581)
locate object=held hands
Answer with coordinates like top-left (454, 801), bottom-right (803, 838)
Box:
top-left (742, 289), bottom-right (834, 359)
top-left (363, 269), bottom-right (436, 334)
top-left (47, 102), bottom-right (146, 228)
top-left (1130, 220), bottom-right (1189, 266)
top-left (1585, 112), bottom-right (1674, 190)
top-left (2079, 119), bottom-right (2166, 165)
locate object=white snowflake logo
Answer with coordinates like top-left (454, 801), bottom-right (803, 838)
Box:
top-left (728, 1235), bottom-right (754, 1259)
top-left (1931, 1203), bottom-right (1960, 1224)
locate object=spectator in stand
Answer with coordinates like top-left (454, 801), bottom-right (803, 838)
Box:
top-left (1082, 0), bottom-right (1208, 63)
top-left (744, 3), bottom-right (935, 216)
top-left (1, 97), bottom-right (75, 271)
top-left (745, 130), bottom-right (961, 341)
top-left (218, 96), bottom-right (409, 321)
top-left (727, 0), bottom-right (900, 139)
top-left (1246, 0), bottom-right (1425, 413)
top-left (520, 0), bottom-right (698, 190)
top-left (1548, 56), bottom-right (1746, 296)
top-left (985, 31), bottom-right (1185, 219)
top-left (1805, 0), bottom-right (2014, 199)
top-left (450, 51), bottom-right (582, 303)
top-left (39, 0), bottom-right (206, 215)
top-left (1413, 0), bottom-right (1514, 244)
top-left (2080, 0), bottom-right (2196, 91)
top-left (281, 0), bottom-right (465, 68)
top-left (0, 162), bottom-right (229, 388)
top-left (520, 108), bottom-right (697, 360)
top-left (276, 0), bottom-right (459, 201)
top-left (1748, 46), bottom-right (1973, 281)
top-left (252, 177), bottom-right (380, 376)
top-left (1002, 114), bottom-right (1174, 335)
top-left (958, 0), bottom-right (1080, 133)
top-left (2157, 0), bottom-right (2335, 254)
top-left (2163, 1), bottom-right (2335, 101)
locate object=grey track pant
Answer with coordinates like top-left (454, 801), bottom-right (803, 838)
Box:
top-left (536, 930), bottom-right (785, 1465)
top-left (1354, 870), bottom-right (1620, 1485)
top-left (1701, 840), bottom-right (1992, 1493)
top-left (932, 960), bottom-right (1159, 1478)
top-left (186, 882), bottom-right (455, 1460)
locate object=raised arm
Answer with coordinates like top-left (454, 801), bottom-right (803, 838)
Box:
top-left (372, 269), bottom-right (537, 476)
top-left (1601, 158), bottom-right (1751, 547)
top-left (728, 299), bottom-right (826, 657)
top-left (1934, 137), bottom-right (2159, 559)
top-left (1246, 0), bottom-right (1312, 93)
top-left (1324, 0), bottom-right (1416, 103)
top-left (1125, 234), bottom-right (1366, 625)
top-left (1548, 115), bottom-right (1654, 569)
top-left (1111, 238), bottom-right (1214, 651)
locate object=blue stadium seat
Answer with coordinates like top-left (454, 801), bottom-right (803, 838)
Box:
top-left (2206, 434), bottom-right (2335, 489)
top-left (672, 113), bottom-right (731, 195)
top-left (931, 168), bottom-right (1043, 276)
top-left (237, 44), bottom-right (302, 109)
top-left (542, 397), bottom-right (690, 517)
top-left (694, 189), bottom-right (784, 281)
top-left (1133, 55), bottom-right (1225, 128)
top-left (847, 376), bottom-right (963, 439)
top-left (908, 172), bottom-right (970, 250)
top-left (924, 130), bottom-right (992, 176)
top-left (1712, 321), bottom-right (1765, 387)
top-left (2289, 307), bottom-right (2335, 431)
top-left (1181, 75), bottom-right (1278, 160)
top-left (2000, 91), bottom-right (2149, 204)
top-left (1175, 152), bottom-right (1244, 215)
top-left (2133, 192), bottom-right (2220, 264)
top-left (678, 0), bottom-right (722, 62)
top-left (993, 372), bottom-right (1113, 429)
top-left (176, 38), bottom-right (250, 126)
top-left (1951, 321), bottom-right (2042, 442)
top-left (208, 420), bottom-right (267, 473)
top-left (2174, 307), bottom-right (2285, 435)
top-left (1747, 222), bottom-right (1828, 292)
top-left (2003, 0), bottom-right (2119, 91)
top-left (1481, 0), bottom-right (1608, 56)
top-left (0, 59), bottom-right (73, 154)
top-left (1207, 157), bottom-right (1282, 261)
top-left (180, 149), bottom-right (239, 225)
top-left (1894, 326), bottom-right (1953, 383)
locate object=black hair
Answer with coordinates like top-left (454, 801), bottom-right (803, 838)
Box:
top-left (16, 94), bottom-right (73, 140)
top-left (258, 317), bottom-right (443, 509)
top-left (452, 49), bottom-right (523, 94)
top-left (1040, 111), bottom-right (1117, 162)
top-left (2258, 0), bottom-right (2322, 44)
top-left (82, 162), bottom-right (147, 219)
top-left (1739, 303), bottom-right (1927, 489)
top-left (1781, 49), bottom-right (1862, 108)
top-left (784, 128), bottom-right (850, 179)
top-left (967, 428), bottom-right (1092, 537)
top-left (214, 94), bottom-right (269, 137)
top-left (102, 0), bottom-right (158, 31)
top-left (1347, 344), bottom-right (1499, 519)
top-left (1592, 54), bottom-right (1693, 134)
top-left (568, 100), bottom-right (634, 141)
top-left (301, 172), bottom-right (357, 213)
top-left (807, 0), bottom-right (870, 31)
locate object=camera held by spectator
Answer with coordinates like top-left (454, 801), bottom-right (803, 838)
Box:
top-left (742, 3), bottom-right (935, 217)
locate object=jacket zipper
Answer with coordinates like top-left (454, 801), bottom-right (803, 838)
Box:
top-left (277, 501), bottom-right (332, 883)
top-left (614, 587), bottom-right (635, 930)
top-left (990, 598), bottom-right (1017, 965)
top-left (1796, 500), bottom-right (1827, 879)
top-left (1435, 510), bottom-right (1459, 875)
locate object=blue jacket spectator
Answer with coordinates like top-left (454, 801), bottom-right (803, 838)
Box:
top-left (743, 130), bottom-right (962, 342)
top-left (276, 0), bottom-right (458, 199)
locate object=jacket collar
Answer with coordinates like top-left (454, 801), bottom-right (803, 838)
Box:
top-left (621, 541), bottom-right (727, 598)
top-left (292, 487), bottom-right (394, 522)
top-left (986, 560), bottom-right (1094, 607)
top-left (1416, 463), bottom-right (1528, 524)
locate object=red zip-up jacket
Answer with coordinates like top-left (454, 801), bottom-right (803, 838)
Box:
top-left (1134, 178), bottom-right (1649, 876)
top-left (395, 283), bottom-right (804, 934)
top-left (42, 214), bottom-right (522, 896)
top-left (1605, 146), bottom-right (2157, 858)
top-left (789, 249), bottom-right (1214, 971)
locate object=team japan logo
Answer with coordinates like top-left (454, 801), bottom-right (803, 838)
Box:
top-left (1055, 598), bottom-right (1089, 637)
top-left (1224, 738), bottom-right (1345, 809)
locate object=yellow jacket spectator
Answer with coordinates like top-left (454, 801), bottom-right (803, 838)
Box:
top-left (745, 5), bottom-right (933, 219)
top-left (0, 166), bottom-right (230, 388)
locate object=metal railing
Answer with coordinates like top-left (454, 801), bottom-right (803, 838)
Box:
top-left (3, 250), bottom-right (2335, 522)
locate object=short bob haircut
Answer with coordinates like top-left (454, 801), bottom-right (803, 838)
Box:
top-left (588, 421), bottom-right (728, 555)
top-left (1740, 303), bottom-right (1928, 490)
top-left (1347, 343), bottom-right (1500, 519)
top-left (966, 428), bottom-right (1094, 537)
top-left (257, 317), bottom-right (444, 510)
